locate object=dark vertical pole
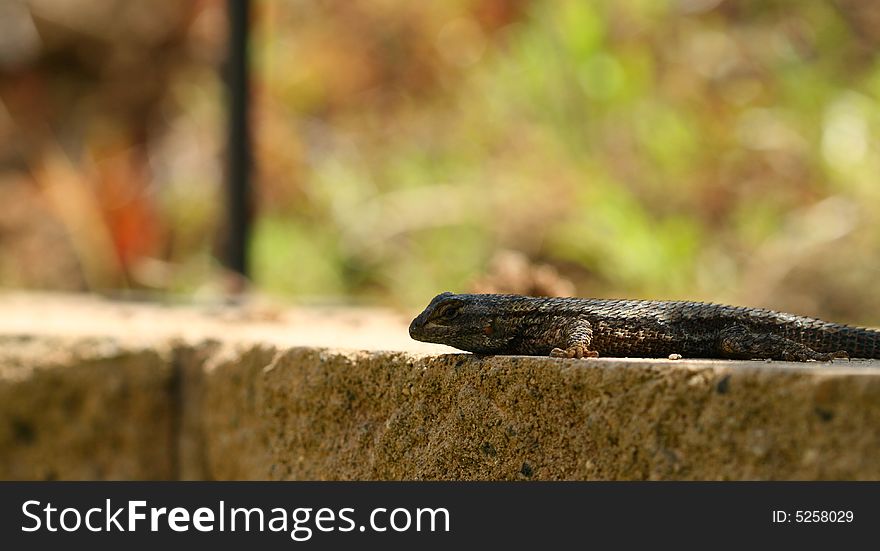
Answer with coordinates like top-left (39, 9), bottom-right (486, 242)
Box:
top-left (225, 0), bottom-right (251, 280)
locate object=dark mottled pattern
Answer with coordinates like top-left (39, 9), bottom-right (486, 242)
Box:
top-left (409, 292), bottom-right (880, 361)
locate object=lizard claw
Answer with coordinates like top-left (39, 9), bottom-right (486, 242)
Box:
top-left (550, 346), bottom-right (599, 359)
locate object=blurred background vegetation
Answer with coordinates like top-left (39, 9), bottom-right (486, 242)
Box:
top-left (1, 0), bottom-right (879, 323)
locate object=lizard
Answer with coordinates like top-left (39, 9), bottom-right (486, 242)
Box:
top-left (408, 292), bottom-right (880, 361)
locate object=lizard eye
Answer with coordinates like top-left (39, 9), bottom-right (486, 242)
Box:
top-left (433, 302), bottom-right (461, 321)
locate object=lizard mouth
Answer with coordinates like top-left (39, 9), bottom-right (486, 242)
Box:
top-left (409, 318), bottom-right (440, 342)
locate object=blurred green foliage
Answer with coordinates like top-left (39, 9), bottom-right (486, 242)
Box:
top-left (250, 0), bottom-right (880, 320)
top-left (1, 0), bottom-right (879, 323)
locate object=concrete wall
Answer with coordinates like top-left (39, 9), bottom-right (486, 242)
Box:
top-left (1, 294), bottom-right (878, 480)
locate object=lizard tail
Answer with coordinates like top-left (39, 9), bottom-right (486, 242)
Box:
top-left (817, 324), bottom-right (880, 359)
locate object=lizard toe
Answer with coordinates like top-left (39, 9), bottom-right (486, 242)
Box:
top-left (550, 345), bottom-right (599, 359)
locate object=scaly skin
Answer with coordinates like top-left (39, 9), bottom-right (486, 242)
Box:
top-left (409, 292), bottom-right (880, 361)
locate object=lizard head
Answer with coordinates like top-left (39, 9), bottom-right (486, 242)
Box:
top-left (409, 292), bottom-right (512, 354)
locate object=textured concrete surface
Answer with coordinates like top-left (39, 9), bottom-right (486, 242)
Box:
top-left (0, 336), bottom-right (176, 480)
top-left (225, 349), bottom-right (880, 480)
top-left (1, 292), bottom-right (879, 480)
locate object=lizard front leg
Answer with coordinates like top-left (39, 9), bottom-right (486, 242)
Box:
top-left (549, 316), bottom-right (599, 359)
